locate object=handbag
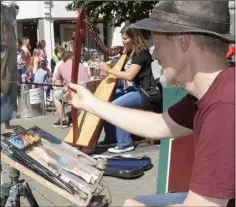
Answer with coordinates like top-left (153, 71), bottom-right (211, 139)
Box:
top-left (139, 85), bottom-right (162, 104)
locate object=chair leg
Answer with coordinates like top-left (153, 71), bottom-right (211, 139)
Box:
top-left (60, 100), bottom-right (64, 128)
top-left (134, 138), bottom-right (155, 146)
top-left (150, 140), bottom-right (155, 145)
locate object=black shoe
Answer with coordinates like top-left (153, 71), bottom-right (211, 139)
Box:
top-left (52, 120), bottom-right (70, 128)
top-left (96, 140), bottom-right (117, 148)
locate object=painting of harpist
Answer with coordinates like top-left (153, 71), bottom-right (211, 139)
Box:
top-left (1, 3), bottom-right (17, 123)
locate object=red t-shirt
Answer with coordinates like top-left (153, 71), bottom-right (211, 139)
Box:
top-left (168, 67), bottom-right (235, 206)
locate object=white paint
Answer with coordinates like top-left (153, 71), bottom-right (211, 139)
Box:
top-left (165, 138), bottom-right (173, 193)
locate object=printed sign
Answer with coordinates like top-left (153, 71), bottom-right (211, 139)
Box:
top-left (29, 88), bottom-right (43, 104)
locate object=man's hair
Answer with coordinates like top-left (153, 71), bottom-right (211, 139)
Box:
top-left (166, 33), bottom-right (229, 57)
top-left (54, 45), bottom-right (65, 55)
top-left (120, 24), bottom-right (148, 54)
top-left (61, 51), bottom-right (73, 62)
top-left (193, 34), bottom-right (229, 57)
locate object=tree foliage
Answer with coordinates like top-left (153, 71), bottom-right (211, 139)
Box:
top-left (66, 1), bottom-right (158, 26)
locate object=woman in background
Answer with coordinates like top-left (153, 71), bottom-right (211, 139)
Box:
top-left (16, 39), bottom-right (25, 81)
top-left (36, 40), bottom-right (47, 63)
top-left (31, 48), bottom-right (39, 75)
top-left (98, 24), bottom-right (155, 153)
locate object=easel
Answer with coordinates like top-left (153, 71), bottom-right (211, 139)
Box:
top-left (157, 87), bottom-right (194, 193)
top-left (0, 166), bottom-right (39, 207)
top-left (1, 126), bottom-right (39, 207)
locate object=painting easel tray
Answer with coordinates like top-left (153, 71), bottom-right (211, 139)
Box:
top-left (1, 126), bottom-right (108, 206)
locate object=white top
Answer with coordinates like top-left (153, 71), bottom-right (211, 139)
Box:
top-left (124, 56), bottom-right (134, 88)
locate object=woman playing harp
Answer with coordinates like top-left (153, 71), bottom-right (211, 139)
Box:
top-left (97, 24), bottom-right (156, 153)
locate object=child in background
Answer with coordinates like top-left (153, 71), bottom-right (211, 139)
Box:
top-left (33, 60), bottom-right (50, 85)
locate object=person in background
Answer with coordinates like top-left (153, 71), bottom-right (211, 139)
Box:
top-left (97, 25), bottom-right (157, 153)
top-left (52, 51), bottom-right (74, 127)
top-left (30, 48), bottom-right (39, 75)
top-left (36, 40), bottom-right (47, 63)
top-left (16, 39), bottom-right (25, 81)
top-left (21, 37), bottom-right (31, 73)
top-left (51, 45), bottom-right (65, 74)
top-left (33, 60), bottom-right (50, 85)
top-left (52, 51), bottom-right (89, 128)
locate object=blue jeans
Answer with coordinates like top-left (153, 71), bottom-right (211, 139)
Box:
top-left (1, 95), bottom-right (13, 124)
top-left (133, 193), bottom-right (187, 206)
top-left (104, 86), bottom-right (149, 147)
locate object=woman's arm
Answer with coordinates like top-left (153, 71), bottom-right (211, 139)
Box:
top-left (99, 62), bottom-right (141, 81)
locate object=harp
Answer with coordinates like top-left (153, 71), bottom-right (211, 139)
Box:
top-left (63, 9), bottom-right (127, 152)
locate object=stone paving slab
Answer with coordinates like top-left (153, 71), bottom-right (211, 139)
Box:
top-left (1, 115), bottom-right (159, 206)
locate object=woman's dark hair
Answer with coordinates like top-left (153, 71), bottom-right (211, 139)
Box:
top-left (120, 24), bottom-right (148, 54)
top-left (61, 51), bottom-right (73, 62)
top-left (17, 39), bottom-right (22, 46)
top-left (36, 40), bottom-right (46, 49)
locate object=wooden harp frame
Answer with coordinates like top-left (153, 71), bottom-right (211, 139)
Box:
top-left (64, 10), bottom-right (127, 151)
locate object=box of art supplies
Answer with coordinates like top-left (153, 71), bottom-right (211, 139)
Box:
top-left (1, 126), bottom-right (109, 207)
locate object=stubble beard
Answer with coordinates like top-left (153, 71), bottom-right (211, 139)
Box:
top-left (159, 72), bottom-right (172, 88)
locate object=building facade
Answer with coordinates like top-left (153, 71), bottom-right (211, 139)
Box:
top-left (2, 1), bottom-right (124, 69)
top-left (2, 1), bottom-right (235, 70)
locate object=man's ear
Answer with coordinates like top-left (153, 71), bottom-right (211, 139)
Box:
top-left (179, 34), bottom-right (191, 52)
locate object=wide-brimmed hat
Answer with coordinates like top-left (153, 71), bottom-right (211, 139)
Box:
top-left (132, 1), bottom-right (235, 43)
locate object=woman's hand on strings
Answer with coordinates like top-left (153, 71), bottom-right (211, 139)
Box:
top-left (62, 83), bottom-right (95, 110)
top-left (99, 62), bottom-right (110, 72)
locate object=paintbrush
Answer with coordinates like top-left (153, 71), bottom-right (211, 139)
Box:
top-left (7, 78), bottom-right (104, 93)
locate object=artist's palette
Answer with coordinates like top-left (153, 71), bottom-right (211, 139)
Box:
top-left (8, 130), bottom-right (41, 150)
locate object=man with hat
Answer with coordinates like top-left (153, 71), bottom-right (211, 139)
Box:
top-left (62, 1), bottom-right (234, 206)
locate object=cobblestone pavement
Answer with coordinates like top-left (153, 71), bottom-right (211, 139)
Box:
top-left (1, 115), bottom-right (159, 206)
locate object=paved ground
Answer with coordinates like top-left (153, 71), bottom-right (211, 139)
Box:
top-left (1, 115), bottom-right (160, 206)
